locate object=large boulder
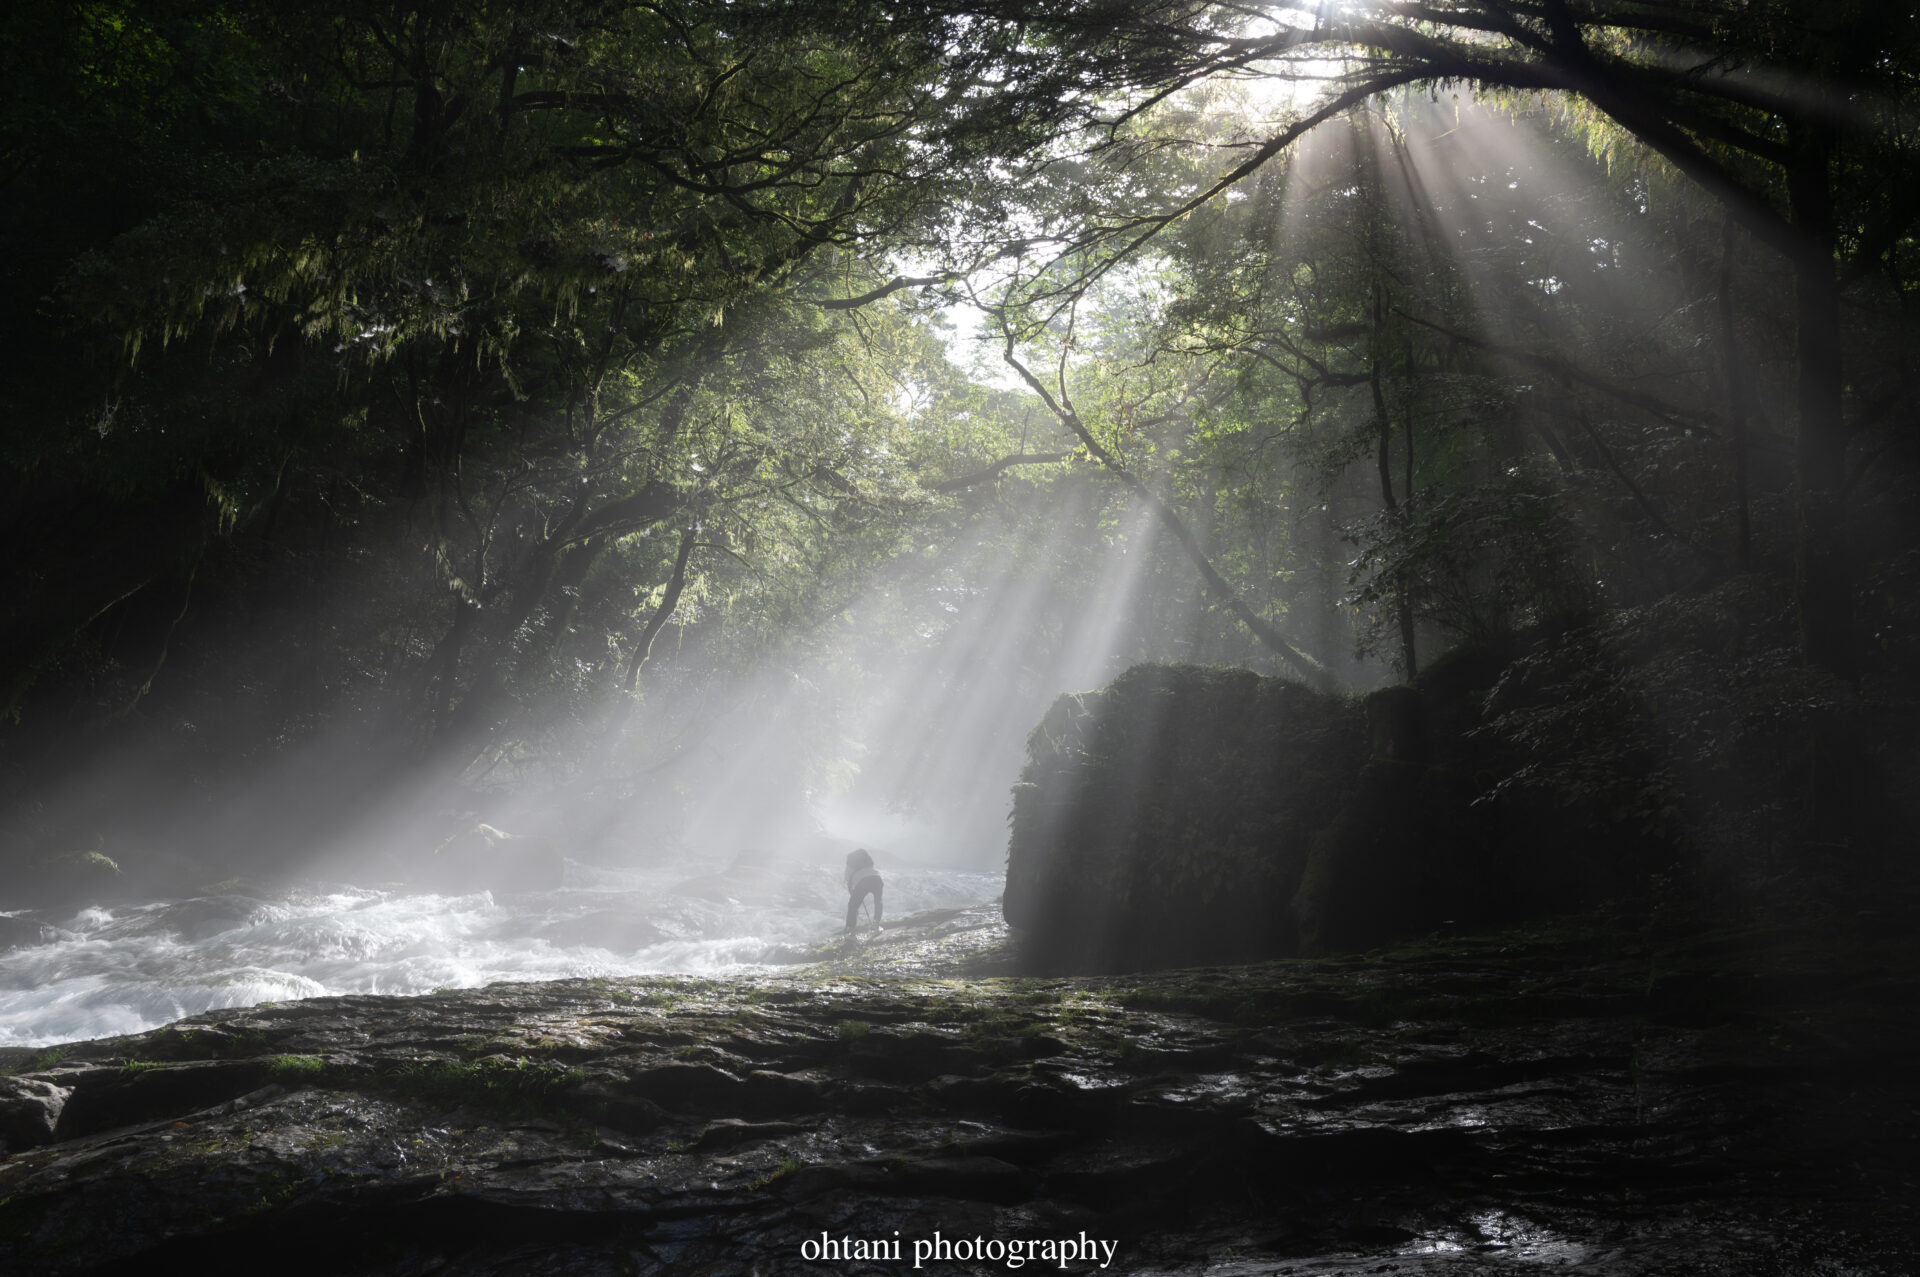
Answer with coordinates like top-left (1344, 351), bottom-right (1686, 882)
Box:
top-left (0, 1076), bottom-right (71, 1152)
top-left (1285, 686), bottom-right (1490, 954)
top-left (1004, 664), bottom-right (1367, 971)
top-left (1289, 759), bottom-right (1489, 954)
top-left (1004, 649), bottom-right (1672, 973)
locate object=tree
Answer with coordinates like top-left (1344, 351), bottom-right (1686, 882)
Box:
top-left (0, 0), bottom-right (1024, 737)
top-left (952, 0), bottom-right (1920, 680)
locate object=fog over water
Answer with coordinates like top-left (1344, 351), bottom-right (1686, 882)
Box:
top-left (0, 855), bottom-right (1001, 1048)
top-left (5, 47), bottom-right (1818, 1067)
top-left (1, 486), bottom-right (1231, 1050)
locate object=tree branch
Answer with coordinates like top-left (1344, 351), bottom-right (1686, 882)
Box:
top-left (624, 528), bottom-right (696, 692)
top-left (813, 273), bottom-right (962, 310)
top-left (930, 452), bottom-right (1073, 491)
top-left (996, 328), bottom-right (1333, 688)
top-left (1390, 307), bottom-right (1725, 434)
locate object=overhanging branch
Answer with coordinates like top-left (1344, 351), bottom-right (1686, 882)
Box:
top-left (930, 452), bottom-right (1073, 491)
top-left (813, 273), bottom-right (963, 310)
top-left (996, 328), bottom-right (1333, 689)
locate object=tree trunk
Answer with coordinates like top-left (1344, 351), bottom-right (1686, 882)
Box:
top-left (624, 529), bottom-right (696, 692)
top-left (1787, 126), bottom-right (1856, 681)
top-left (1716, 215), bottom-right (1753, 572)
top-left (426, 594), bottom-right (476, 734)
top-left (1370, 289), bottom-right (1417, 681)
top-left (1401, 387), bottom-right (1418, 680)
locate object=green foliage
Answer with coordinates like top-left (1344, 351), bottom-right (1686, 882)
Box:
top-left (749, 1156), bottom-right (804, 1190)
top-left (1115, 984), bottom-right (1264, 1023)
top-left (132, 1023), bottom-right (270, 1061)
top-left (0, 0), bottom-right (1088, 829)
top-left (2, 0), bottom-right (1914, 890)
top-left (265, 1054), bottom-right (330, 1083)
top-left (1474, 573), bottom-right (1874, 879)
top-left (385, 1056), bottom-right (586, 1117)
top-left (4, 1047), bottom-right (70, 1075)
top-left (47, 849), bottom-right (120, 875)
top-left (1345, 473), bottom-right (1595, 653)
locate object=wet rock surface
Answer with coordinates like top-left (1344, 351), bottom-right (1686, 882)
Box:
top-left (2, 902), bottom-right (1915, 1275)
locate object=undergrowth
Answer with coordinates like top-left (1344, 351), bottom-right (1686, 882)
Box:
top-left (384, 1056), bottom-right (587, 1117)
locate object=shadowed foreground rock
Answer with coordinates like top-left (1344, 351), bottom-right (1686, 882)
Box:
top-left (2, 903), bottom-right (1915, 1275)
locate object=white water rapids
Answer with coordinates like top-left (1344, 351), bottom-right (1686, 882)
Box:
top-left (0, 857), bottom-right (1001, 1048)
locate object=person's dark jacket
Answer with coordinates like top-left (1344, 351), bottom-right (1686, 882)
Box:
top-left (844, 850), bottom-right (882, 931)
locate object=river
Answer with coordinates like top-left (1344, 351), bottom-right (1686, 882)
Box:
top-left (0, 855), bottom-right (1002, 1047)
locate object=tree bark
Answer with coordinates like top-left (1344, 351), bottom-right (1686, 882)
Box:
top-left (1369, 284), bottom-right (1417, 681)
top-left (1787, 124), bottom-right (1856, 681)
top-left (624, 529), bottom-right (696, 692)
top-left (1716, 214), bottom-right (1753, 571)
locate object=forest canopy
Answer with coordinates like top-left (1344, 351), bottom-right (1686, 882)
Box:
top-left (2, 0), bottom-right (1915, 880)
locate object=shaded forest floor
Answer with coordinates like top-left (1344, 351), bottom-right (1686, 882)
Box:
top-left (2, 899), bottom-right (1916, 1275)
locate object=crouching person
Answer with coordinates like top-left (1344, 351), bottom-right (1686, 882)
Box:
top-left (844, 848), bottom-right (883, 934)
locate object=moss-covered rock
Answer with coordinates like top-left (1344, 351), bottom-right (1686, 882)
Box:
top-left (1, 906), bottom-right (1912, 1275)
top-left (1004, 664), bottom-right (1367, 971)
top-left (0, 1076), bottom-right (70, 1152)
top-left (1003, 651), bottom-right (1677, 970)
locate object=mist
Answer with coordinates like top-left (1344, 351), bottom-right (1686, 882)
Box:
top-left (0, 367), bottom-right (1353, 1039)
top-left (3, 75), bottom-right (1900, 1045)
top-left (3, 8), bottom-right (1918, 1271)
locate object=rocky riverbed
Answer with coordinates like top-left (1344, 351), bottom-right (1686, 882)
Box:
top-left (3, 901), bottom-right (1916, 1275)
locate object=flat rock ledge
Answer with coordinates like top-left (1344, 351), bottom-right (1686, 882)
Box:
top-left (2, 903), bottom-right (1916, 1275)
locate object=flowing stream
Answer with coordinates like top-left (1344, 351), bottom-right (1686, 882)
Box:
top-left (0, 856), bottom-right (1001, 1048)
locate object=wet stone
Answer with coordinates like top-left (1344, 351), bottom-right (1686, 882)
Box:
top-left (691, 1117), bottom-right (808, 1151)
top-left (0, 906), bottom-right (1914, 1274)
top-left (0, 1077), bottom-right (70, 1151)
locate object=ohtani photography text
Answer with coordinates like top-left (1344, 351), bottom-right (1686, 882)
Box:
top-left (800, 1230), bottom-right (1120, 1269)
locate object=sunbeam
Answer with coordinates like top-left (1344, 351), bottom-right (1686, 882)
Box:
top-left (4, 6), bottom-right (1917, 1267)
